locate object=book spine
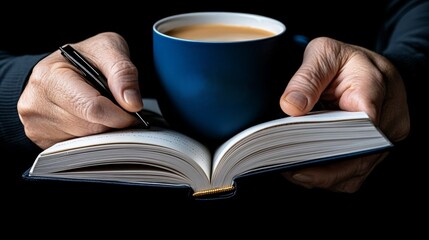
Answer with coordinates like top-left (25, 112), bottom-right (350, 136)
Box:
top-left (192, 185), bottom-right (235, 198)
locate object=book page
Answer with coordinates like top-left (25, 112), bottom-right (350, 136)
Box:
top-left (212, 110), bottom-right (371, 170)
top-left (33, 127), bottom-right (213, 180)
top-left (209, 110), bottom-right (392, 189)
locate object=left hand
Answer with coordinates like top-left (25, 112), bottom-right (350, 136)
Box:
top-left (279, 37), bottom-right (410, 193)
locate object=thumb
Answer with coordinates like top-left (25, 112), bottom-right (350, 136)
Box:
top-left (85, 32), bottom-right (143, 113)
top-left (280, 37), bottom-right (341, 116)
top-left (106, 59), bottom-right (143, 113)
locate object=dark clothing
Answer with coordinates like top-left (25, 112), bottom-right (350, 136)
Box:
top-left (3, 0), bottom-right (429, 153)
top-left (1, 0), bottom-right (428, 227)
top-left (2, 0), bottom-right (429, 153)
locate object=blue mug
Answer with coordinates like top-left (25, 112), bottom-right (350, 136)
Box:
top-left (153, 12), bottom-right (287, 144)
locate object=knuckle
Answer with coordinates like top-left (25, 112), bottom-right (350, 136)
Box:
top-left (355, 158), bottom-right (377, 176)
top-left (335, 179), bottom-right (365, 193)
top-left (109, 60), bottom-right (138, 83)
top-left (79, 97), bottom-right (106, 123)
top-left (318, 179), bottom-right (337, 189)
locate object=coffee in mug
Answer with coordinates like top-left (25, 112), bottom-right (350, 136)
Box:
top-left (153, 12), bottom-right (286, 145)
top-left (164, 23), bottom-right (275, 42)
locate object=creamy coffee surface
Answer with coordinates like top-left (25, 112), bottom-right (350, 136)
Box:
top-left (164, 24), bottom-right (275, 41)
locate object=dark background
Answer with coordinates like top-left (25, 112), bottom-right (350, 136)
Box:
top-left (3, 0), bottom-right (426, 233)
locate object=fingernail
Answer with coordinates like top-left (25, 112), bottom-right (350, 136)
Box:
top-left (284, 91), bottom-right (308, 111)
top-left (123, 89), bottom-right (142, 108)
top-left (292, 173), bottom-right (314, 183)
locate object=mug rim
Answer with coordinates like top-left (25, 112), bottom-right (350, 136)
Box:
top-left (153, 11), bottom-right (286, 43)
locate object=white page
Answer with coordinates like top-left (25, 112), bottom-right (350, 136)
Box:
top-left (211, 111), bottom-right (371, 172)
top-left (31, 127), bottom-right (212, 179)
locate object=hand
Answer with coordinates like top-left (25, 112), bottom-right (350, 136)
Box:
top-left (279, 37), bottom-right (410, 193)
top-left (18, 32), bottom-right (143, 149)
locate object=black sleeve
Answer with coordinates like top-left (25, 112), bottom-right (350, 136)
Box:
top-left (377, 0), bottom-right (429, 99)
top-left (0, 52), bottom-right (47, 153)
top-left (376, 0), bottom-right (429, 135)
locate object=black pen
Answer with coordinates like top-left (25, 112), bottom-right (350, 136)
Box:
top-left (59, 45), bottom-right (150, 128)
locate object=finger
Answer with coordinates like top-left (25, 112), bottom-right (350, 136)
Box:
top-left (280, 37), bottom-right (342, 116)
top-left (77, 33), bottom-right (143, 113)
top-left (282, 152), bottom-right (388, 192)
top-left (47, 60), bottom-right (138, 128)
top-left (104, 56), bottom-right (142, 113)
top-left (329, 174), bottom-right (369, 193)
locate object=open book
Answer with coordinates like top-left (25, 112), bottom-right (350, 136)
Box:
top-left (23, 99), bottom-right (393, 199)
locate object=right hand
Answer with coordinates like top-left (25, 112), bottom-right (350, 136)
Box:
top-left (18, 32), bottom-right (143, 149)
top-left (279, 37), bottom-right (410, 193)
